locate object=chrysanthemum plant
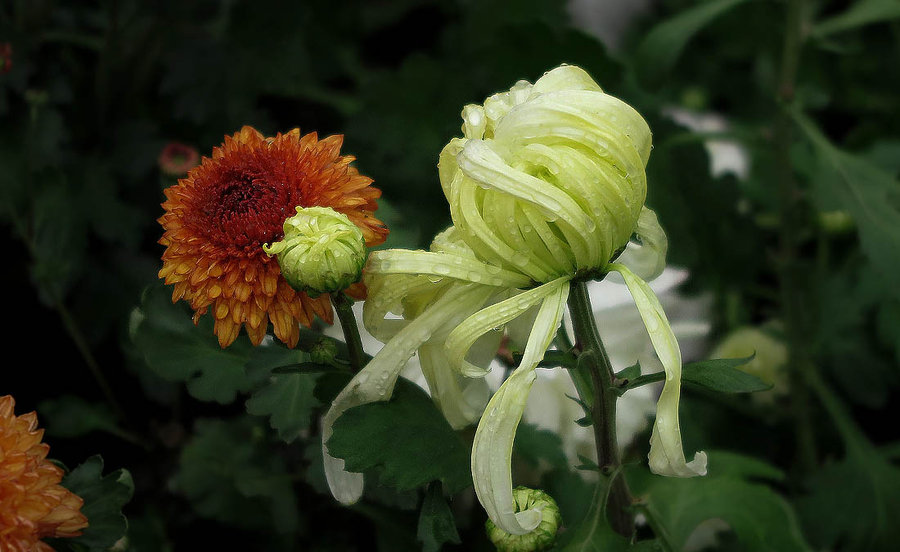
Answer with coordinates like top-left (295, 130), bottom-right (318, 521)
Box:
top-left (320, 64), bottom-right (718, 547)
top-left (154, 66), bottom-right (766, 551)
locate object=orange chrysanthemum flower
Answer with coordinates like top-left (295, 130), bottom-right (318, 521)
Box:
top-left (0, 396), bottom-right (88, 552)
top-left (158, 126), bottom-right (388, 348)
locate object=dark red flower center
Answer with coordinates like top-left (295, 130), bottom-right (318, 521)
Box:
top-left (193, 164), bottom-right (298, 253)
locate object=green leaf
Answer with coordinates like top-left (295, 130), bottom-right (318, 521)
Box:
top-left (245, 372), bottom-right (320, 443)
top-left (417, 482), bottom-right (461, 552)
top-left (557, 476), bottom-right (660, 552)
top-left (173, 417), bottom-right (300, 534)
top-left (56, 456), bottom-right (134, 551)
top-left (792, 110), bottom-right (900, 294)
top-left (625, 356), bottom-right (770, 394)
top-left (132, 285), bottom-right (260, 404)
top-left (813, 0), bottom-right (900, 38)
top-left (615, 361), bottom-right (642, 383)
top-left (797, 449), bottom-right (900, 551)
top-left (682, 356), bottom-right (771, 393)
top-left (628, 451), bottom-right (812, 551)
top-left (796, 372), bottom-right (900, 551)
top-left (634, 0), bottom-right (750, 87)
top-left (327, 377), bottom-right (472, 493)
top-left (514, 423), bottom-right (570, 470)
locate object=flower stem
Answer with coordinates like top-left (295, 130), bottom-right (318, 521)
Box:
top-left (331, 292), bottom-right (365, 372)
top-left (775, 0), bottom-right (817, 475)
top-left (567, 281), bottom-right (634, 537)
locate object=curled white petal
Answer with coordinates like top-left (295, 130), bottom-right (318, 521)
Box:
top-left (471, 280), bottom-right (569, 535)
top-left (445, 277), bottom-right (570, 377)
top-left (608, 262), bottom-right (706, 478)
top-left (323, 284), bottom-right (495, 503)
top-left (367, 249), bottom-right (532, 288)
top-left (419, 341), bottom-right (493, 429)
top-left (614, 206), bottom-right (669, 281)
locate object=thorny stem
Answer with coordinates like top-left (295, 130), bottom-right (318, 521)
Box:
top-left (331, 292), bottom-right (365, 372)
top-left (567, 281), bottom-right (634, 537)
top-left (775, 0), bottom-right (817, 474)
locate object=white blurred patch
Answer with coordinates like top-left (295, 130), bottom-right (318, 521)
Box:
top-left (665, 108), bottom-right (750, 180)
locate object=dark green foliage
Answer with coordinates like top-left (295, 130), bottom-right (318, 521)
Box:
top-left (131, 285), bottom-right (263, 403)
top-left (418, 482), bottom-right (462, 552)
top-left (628, 452), bottom-right (811, 551)
top-left (328, 378), bottom-right (472, 493)
top-left (172, 417), bottom-right (301, 535)
top-left (3, 0), bottom-right (899, 549)
top-left (52, 456), bottom-right (134, 552)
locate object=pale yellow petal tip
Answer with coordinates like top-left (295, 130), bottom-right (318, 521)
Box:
top-left (322, 449), bottom-right (364, 504)
top-left (486, 488), bottom-right (561, 548)
top-left (649, 450), bottom-right (708, 478)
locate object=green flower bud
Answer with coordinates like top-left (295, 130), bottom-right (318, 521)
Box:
top-left (263, 206), bottom-right (366, 297)
top-left (486, 488), bottom-right (561, 552)
top-left (309, 337), bottom-right (339, 365)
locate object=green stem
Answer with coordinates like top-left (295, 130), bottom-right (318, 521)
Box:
top-left (55, 301), bottom-right (131, 425)
top-left (567, 281), bottom-right (634, 537)
top-left (331, 292), bottom-right (366, 372)
top-left (775, 0), bottom-right (817, 475)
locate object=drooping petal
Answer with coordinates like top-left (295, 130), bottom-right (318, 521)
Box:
top-left (445, 277), bottom-right (570, 377)
top-left (366, 249), bottom-right (532, 288)
top-left (608, 262), bottom-right (707, 478)
top-left (470, 280), bottom-right (569, 535)
top-left (418, 341), bottom-right (493, 430)
top-left (322, 283), bottom-right (496, 503)
top-left (614, 207), bottom-right (668, 282)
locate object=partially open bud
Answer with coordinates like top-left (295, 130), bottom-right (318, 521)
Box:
top-left (485, 488), bottom-right (561, 552)
top-left (264, 206), bottom-right (366, 297)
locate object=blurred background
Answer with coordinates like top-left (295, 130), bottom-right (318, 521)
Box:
top-left (2, 0), bottom-right (899, 550)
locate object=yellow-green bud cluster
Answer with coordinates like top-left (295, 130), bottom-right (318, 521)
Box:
top-left (485, 488), bottom-right (560, 552)
top-left (263, 206), bottom-right (366, 297)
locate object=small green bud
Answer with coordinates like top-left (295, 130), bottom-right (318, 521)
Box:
top-left (818, 210), bottom-right (854, 234)
top-left (309, 337), bottom-right (339, 365)
top-left (486, 488), bottom-right (560, 552)
top-left (264, 206), bottom-right (366, 297)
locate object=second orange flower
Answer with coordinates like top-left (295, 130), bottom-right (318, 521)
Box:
top-left (158, 127), bottom-right (388, 348)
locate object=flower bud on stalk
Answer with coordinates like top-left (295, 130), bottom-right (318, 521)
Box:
top-left (264, 206), bottom-right (367, 298)
top-left (486, 488), bottom-right (561, 552)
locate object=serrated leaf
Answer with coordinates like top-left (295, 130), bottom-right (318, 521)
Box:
top-left (132, 285), bottom-right (259, 403)
top-left (56, 456), bottom-right (134, 551)
top-left (417, 482), bottom-right (461, 552)
top-left (634, 0), bottom-right (750, 87)
top-left (628, 451), bottom-right (811, 551)
top-left (173, 417), bottom-right (300, 534)
top-left (327, 377), bottom-right (471, 493)
top-left (246, 372), bottom-right (320, 443)
top-left (813, 0), bottom-right (900, 38)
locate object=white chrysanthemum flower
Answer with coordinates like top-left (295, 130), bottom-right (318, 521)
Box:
top-left (321, 65), bottom-right (707, 535)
